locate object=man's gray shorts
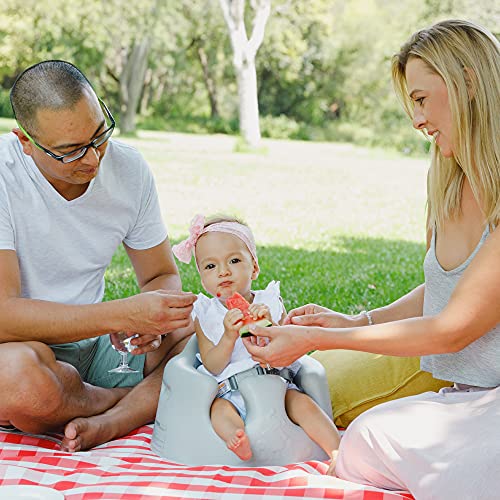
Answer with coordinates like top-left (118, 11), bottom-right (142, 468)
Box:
top-left (49, 336), bottom-right (145, 388)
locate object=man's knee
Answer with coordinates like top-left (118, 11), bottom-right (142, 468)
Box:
top-left (0, 342), bottom-right (70, 416)
top-left (0, 341), bottom-right (54, 384)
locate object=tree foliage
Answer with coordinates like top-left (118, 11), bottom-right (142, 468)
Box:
top-left (0, 0), bottom-right (498, 149)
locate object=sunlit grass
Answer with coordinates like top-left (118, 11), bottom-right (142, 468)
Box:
top-left (0, 117), bottom-right (15, 133)
top-left (105, 131), bottom-right (429, 314)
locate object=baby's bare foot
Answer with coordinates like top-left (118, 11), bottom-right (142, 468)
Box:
top-left (227, 428), bottom-right (252, 461)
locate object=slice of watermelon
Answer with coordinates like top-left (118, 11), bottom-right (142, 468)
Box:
top-left (226, 292), bottom-right (250, 314)
top-left (226, 292), bottom-right (272, 337)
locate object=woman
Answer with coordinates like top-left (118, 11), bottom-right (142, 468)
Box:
top-left (244, 19), bottom-right (499, 499)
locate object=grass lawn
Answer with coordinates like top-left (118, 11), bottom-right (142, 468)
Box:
top-left (104, 130), bottom-right (430, 314)
top-left (0, 118), bottom-right (15, 134)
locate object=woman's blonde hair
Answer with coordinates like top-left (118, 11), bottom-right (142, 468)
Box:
top-left (392, 19), bottom-right (500, 231)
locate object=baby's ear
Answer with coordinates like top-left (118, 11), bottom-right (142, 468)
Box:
top-left (251, 261), bottom-right (260, 280)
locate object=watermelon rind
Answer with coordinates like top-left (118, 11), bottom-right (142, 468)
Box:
top-left (239, 318), bottom-right (272, 337)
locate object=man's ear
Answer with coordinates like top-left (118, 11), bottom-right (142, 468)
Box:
top-left (12, 128), bottom-right (35, 156)
top-left (464, 67), bottom-right (477, 100)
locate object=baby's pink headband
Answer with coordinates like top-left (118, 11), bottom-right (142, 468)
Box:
top-left (172, 214), bottom-right (259, 268)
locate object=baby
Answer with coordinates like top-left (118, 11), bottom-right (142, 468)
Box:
top-left (173, 214), bottom-right (340, 464)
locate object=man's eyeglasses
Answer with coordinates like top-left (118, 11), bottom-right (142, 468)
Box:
top-left (16, 98), bottom-right (115, 164)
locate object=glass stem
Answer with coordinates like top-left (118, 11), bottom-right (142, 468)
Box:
top-left (120, 351), bottom-right (129, 367)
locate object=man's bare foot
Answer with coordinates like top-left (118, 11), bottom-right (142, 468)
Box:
top-left (227, 428), bottom-right (252, 461)
top-left (61, 415), bottom-right (109, 452)
top-left (60, 386), bottom-right (135, 452)
top-left (62, 407), bottom-right (137, 453)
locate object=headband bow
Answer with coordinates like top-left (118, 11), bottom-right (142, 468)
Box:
top-left (172, 214), bottom-right (205, 264)
top-left (172, 214), bottom-right (259, 272)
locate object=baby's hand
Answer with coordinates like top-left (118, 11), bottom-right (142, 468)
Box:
top-left (223, 309), bottom-right (244, 341)
top-left (248, 303), bottom-right (273, 323)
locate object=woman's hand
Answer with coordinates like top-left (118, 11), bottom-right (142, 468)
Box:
top-left (246, 303), bottom-right (275, 346)
top-left (284, 303), bottom-right (355, 328)
top-left (242, 324), bottom-right (315, 367)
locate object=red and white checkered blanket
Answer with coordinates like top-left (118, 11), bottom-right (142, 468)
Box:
top-left (0, 426), bottom-right (413, 499)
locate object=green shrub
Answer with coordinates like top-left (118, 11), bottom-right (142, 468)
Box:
top-left (260, 115), bottom-right (302, 139)
top-left (138, 112), bottom-right (429, 157)
top-left (205, 116), bottom-right (239, 135)
top-left (0, 89), bottom-right (14, 119)
top-left (233, 136), bottom-right (268, 154)
top-left (138, 114), bottom-right (238, 136)
top-left (307, 120), bottom-right (429, 156)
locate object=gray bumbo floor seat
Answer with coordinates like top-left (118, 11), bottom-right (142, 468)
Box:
top-left (151, 335), bottom-right (333, 466)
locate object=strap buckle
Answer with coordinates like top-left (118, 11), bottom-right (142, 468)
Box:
top-left (216, 379), bottom-right (231, 398)
top-left (276, 367), bottom-right (294, 383)
top-left (218, 365), bottom-right (294, 397)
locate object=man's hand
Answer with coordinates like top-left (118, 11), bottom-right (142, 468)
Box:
top-left (109, 331), bottom-right (163, 355)
top-left (124, 290), bottom-right (196, 336)
top-left (283, 303), bottom-right (353, 328)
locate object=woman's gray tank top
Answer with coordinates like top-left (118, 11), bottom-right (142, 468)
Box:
top-left (421, 225), bottom-right (500, 388)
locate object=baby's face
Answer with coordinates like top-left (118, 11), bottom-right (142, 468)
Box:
top-left (195, 232), bottom-right (258, 302)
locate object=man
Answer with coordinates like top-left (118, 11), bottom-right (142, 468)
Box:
top-left (0, 60), bottom-right (196, 452)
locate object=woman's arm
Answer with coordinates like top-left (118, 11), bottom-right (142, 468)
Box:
top-left (245, 226), bottom-right (500, 367)
top-left (365, 283), bottom-right (426, 324)
top-left (286, 223), bottom-right (432, 329)
top-left (285, 284), bottom-right (425, 328)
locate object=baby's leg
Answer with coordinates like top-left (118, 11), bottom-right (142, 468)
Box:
top-left (210, 397), bottom-right (252, 461)
top-left (285, 389), bottom-right (340, 469)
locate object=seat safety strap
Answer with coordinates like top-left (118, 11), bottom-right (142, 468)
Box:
top-left (216, 366), bottom-right (294, 398)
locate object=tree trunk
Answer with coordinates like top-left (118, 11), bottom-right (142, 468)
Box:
top-left (219, 0), bottom-right (270, 148)
top-left (140, 67), bottom-right (153, 116)
top-left (237, 59), bottom-right (260, 147)
top-left (119, 37), bottom-right (151, 135)
top-left (197, 45), bottom-right (220, 119)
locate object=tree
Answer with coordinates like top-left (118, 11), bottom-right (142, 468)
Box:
top-left (179, 1), bottom-right (228, 119)
top-left (219, 0), bottom-right (271, 147)
top-left (116, 37), bottom-right (151, 134)
top-left (0, 0), bottom-right (163, 135)
top-left (101, 0), bottom-right (165, 135)
top-left (256, 0), bottom-right (338, 125)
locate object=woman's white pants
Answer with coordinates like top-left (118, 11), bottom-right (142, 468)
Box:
top-left (335, 385), bottom-right (500, 500)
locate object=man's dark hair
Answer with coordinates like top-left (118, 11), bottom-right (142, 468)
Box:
top-left (10, 60), bottom-right (94, 137)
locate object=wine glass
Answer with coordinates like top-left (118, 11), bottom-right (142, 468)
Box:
top-left (108, 332), bottom-right (140, 374)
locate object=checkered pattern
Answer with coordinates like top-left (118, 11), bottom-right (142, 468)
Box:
top-left (0, 426), bottom-right (414, 499)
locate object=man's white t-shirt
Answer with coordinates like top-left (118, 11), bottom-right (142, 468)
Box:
top-left (0, 133), bottom-right (167, 305)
